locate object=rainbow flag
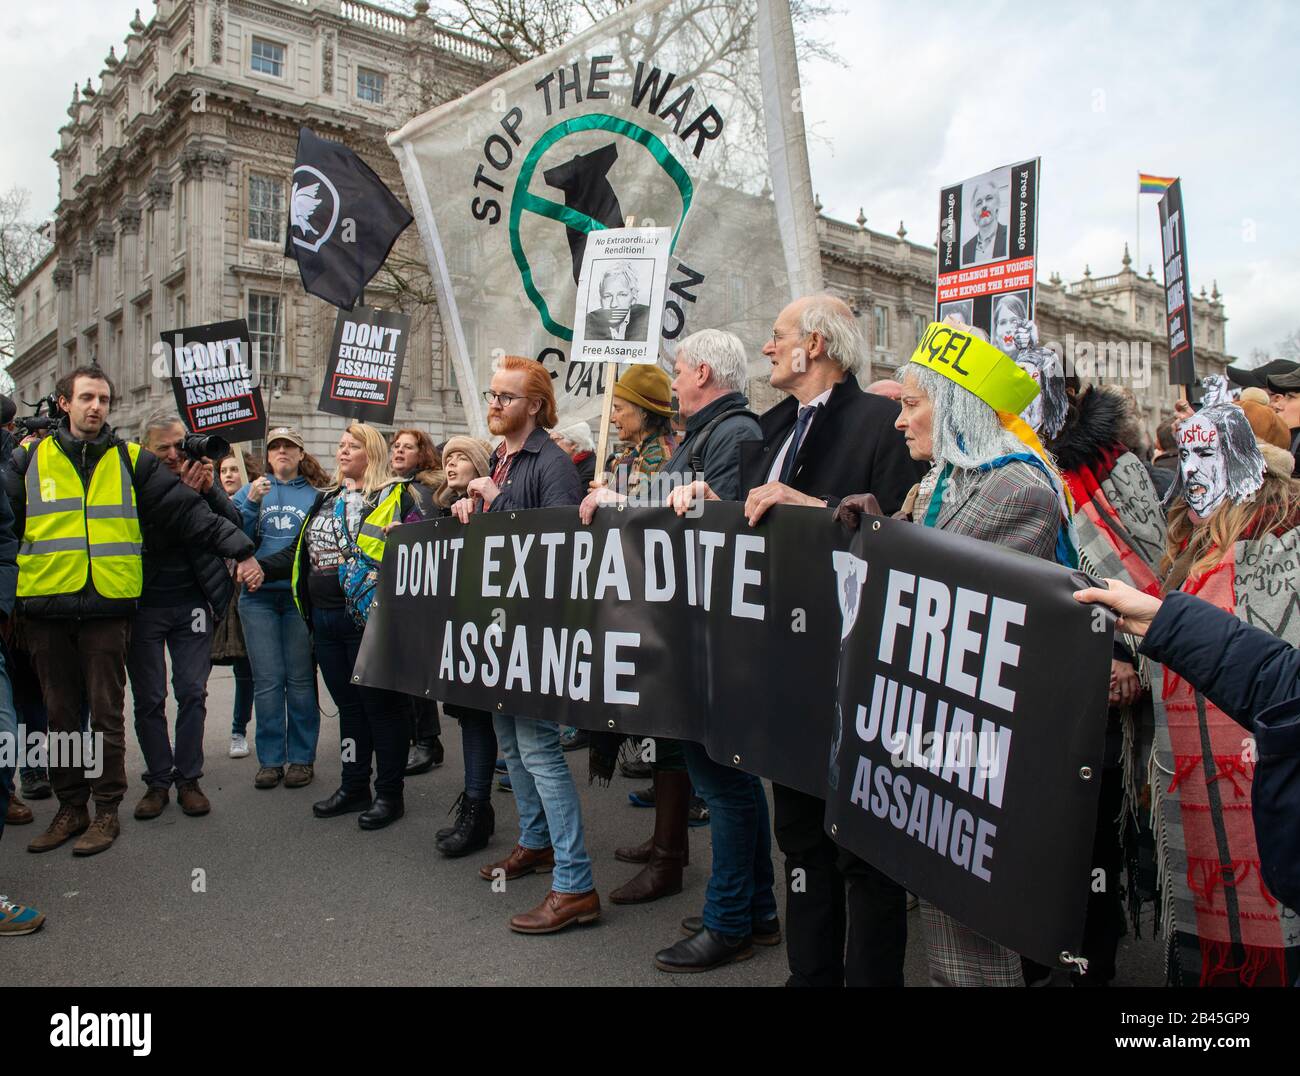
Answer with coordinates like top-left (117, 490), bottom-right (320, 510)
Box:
top-left (1138, 172), bottom-right (1177, 195)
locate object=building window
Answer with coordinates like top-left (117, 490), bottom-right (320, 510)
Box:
top-left (175, 294), bottom-right (186, 328)
top-left (1136, 304), bottom-right (1147, 325)
top-left (873, 305), bottom-right (889, 349)
top-left (913, 313), bottom-right (927, 343)
top-left (248, 292), bottom-right (283, 373)
top-left (143, 81), bottom-right (156, 113)
top-left (248, 174), bottom-right (285, 243)
top-left (356, 67), bottom-right (386, 104)
top-left (251, 37), bottom-right (285, 78)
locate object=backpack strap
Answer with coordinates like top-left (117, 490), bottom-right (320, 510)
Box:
top-left (688, 407), bottom-right (759, 475)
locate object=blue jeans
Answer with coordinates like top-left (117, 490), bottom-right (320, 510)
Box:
top-left (239, 589), bottom-right (318, 767)
top-left (0, 649), bottom-right (20, 845)
top-left (456, 710), bottom-right (496, 801)
top-left (231, 655), bottom-right (254, 737)
top-left (494, 714), bottom-right (593, 893)
top-left (682, 741), bottom-right (779, 936)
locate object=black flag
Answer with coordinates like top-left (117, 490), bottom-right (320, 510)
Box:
top-left (285, 127), bottom-right (413, 310)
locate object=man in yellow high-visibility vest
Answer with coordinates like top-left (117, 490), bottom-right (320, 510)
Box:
top-left (5, 366), bottom-right (264, 857)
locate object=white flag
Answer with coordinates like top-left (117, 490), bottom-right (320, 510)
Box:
top-left (388, 0), bottom-right (821, 436)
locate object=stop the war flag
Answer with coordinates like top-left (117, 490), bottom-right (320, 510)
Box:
top-left (387, 0), bottom-right (822, 436)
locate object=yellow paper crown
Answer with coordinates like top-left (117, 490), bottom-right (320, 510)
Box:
top-left (908, 322), bottom-right (1040, 415)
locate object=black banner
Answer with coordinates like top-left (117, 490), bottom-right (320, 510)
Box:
top-left (163, 319), bottom-right (266, 443)
top-left (356, 504), bottom-right (1112, 965)
top-left (318, 306), bottom-right (410, 425)
top-left (1158, 179), bottom-right (1196, 385)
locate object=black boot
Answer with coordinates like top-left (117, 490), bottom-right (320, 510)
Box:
top-left (405, 737), bottom-right (445, 776)
top-left (436, 794), bottom-right (494, 857)
top-left (358, 794), bottom-right (405, 830)
top-left (654, 927), bottom-right (753, 973)
top-left (313, 786), bottom-right (372, 818)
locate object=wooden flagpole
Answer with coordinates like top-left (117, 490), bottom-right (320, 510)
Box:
top-left (594, 360), bottom-right (618, 486)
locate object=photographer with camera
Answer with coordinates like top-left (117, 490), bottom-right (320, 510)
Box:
top-left (5, 367), bottom-right (263, 857)
top-left (125, 412), bottom-right (256, 823)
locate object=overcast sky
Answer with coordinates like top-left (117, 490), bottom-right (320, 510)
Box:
top-left (3, 1), bottom-right (1294, 359)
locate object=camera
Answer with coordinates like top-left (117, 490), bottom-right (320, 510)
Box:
top-left (13, 393), bottom-right (60, 440)
top-left (181, 432), bottom-right (231, 461)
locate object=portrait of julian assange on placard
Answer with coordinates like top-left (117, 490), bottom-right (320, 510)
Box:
top-left (960, 167), bottom-right (1011, 267)
top-left (583, 259), bottom-right (653, 343)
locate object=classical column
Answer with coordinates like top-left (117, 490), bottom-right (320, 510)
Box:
top-left (52, 260), bottom-right (74, 377)
top-left (117, 202), bottom-right (142, 383)
top-left (72, 241), bottom-right (93, 364)
top-left (146, 172), bottom-right (173, 398)
top-left (181, 141), bottom-right (231, 325)
top-left (92, 221), bottom-right (116, 381)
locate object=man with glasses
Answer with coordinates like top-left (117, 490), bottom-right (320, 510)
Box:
top-left (451, 356), bottom-right (594, 934)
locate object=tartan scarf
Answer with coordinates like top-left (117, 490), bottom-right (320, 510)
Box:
top-left (1061, 445), bottom-right (1163, 596)
top-left (1149, 523), bottom-right (1300, 987)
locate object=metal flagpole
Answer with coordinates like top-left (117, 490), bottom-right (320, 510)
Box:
top-left (1135, 178), bottom-right (1140, 277)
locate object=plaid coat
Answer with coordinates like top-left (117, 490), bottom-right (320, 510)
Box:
top-left (907, 457), bottom-right (1061, 985)
top-left (909, 458), bottom-right (1062, 561)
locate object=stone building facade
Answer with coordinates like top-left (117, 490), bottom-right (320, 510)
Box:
top-left (11, 1), bottom-right (1233, 454)
top-left (9, 0), bottom-right (497, 458)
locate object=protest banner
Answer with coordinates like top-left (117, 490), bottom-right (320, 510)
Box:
top-left (386, 0), bottom-right (822, 436)
top-left (355, 503), bottom-right (1112, 964)
top-left (163, 319), bottom-right (266, 443)
top-left (318, 306), bottom-right (411, 425)
top-left (1158, 178), bottom-right (1196, 386)
top-left (936, 158), bottom-right (1040, 345)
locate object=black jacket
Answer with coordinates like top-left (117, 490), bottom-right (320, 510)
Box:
top-left (0, 462), bottom-right (18, 621)
top-left (141, 480), bottom-right (247, 615)
top-left (5, 423), bottom-right (254, 620)
top-left (738, 373), bottom-right (924, 512)
top-left (487, 427), bottom-right (582, 512)
top-left (665, 391), bottom-right (761, 502)
top-left (1139, 590), bottom-right (1300, 911)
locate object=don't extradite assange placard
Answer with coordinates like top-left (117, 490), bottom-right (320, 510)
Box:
top-left (356, 504), bottom-right (1112, 965)
top-left (162, 319), bottom-right (267, 443)
top-left (318, 306), bottom-right (411, 425)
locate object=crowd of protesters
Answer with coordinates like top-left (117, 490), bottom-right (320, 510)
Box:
top-left (1, 310), bottom-right (1297, 990)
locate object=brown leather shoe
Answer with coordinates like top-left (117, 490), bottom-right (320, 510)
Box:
top-left (27, 803), bottom-right (90, 853)
top-left (177, 781), bottom-right (210, 816)
top-left (134, 787), bottom-right (170, 820)
top-left (284, 764), bottom-right (314, 789)
top-left (509, 889), bottom-right (601, 934)
top-left (611, 770), bottom-right (690, 905)
top-left (478, 843), bottom-right (554, 881)
top-left (6, 795), bottom-right (33, 826)
top-left (72, 809), bottom-right (120, 856)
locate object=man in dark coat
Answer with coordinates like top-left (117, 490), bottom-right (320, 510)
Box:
top-left (127, 412), bottom-right (253, 823)
top-left (664, 295), bottom-right (923, 981)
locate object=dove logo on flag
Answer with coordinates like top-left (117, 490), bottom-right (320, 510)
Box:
top-left (289, 165), bottom-right (340, 252)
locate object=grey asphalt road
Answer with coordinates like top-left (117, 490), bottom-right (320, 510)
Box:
top-left (2, 666), bottom-right (1161, 986)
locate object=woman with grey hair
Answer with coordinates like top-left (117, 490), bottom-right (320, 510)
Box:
top-left (838, 320), bottom-right (1076, 986)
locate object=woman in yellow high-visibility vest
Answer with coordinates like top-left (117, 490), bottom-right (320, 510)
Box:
top-left (258, 423), bottom-right (417, 830)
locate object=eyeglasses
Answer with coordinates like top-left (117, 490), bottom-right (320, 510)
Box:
top-left (771, 329), bottom-right (810, 345)
top-left (483, 390), bottom-right (530, 406)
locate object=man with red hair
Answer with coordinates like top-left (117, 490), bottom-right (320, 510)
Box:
top-left (451, 356), bottom-right (596, 932)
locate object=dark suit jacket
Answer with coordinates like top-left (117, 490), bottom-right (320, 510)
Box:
top-left (961, 222), bottom-right (1008, 264)
top-left (584, 304), bottom-right (650, 342)
top-left (738, 373), bottom-right (924, 512)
